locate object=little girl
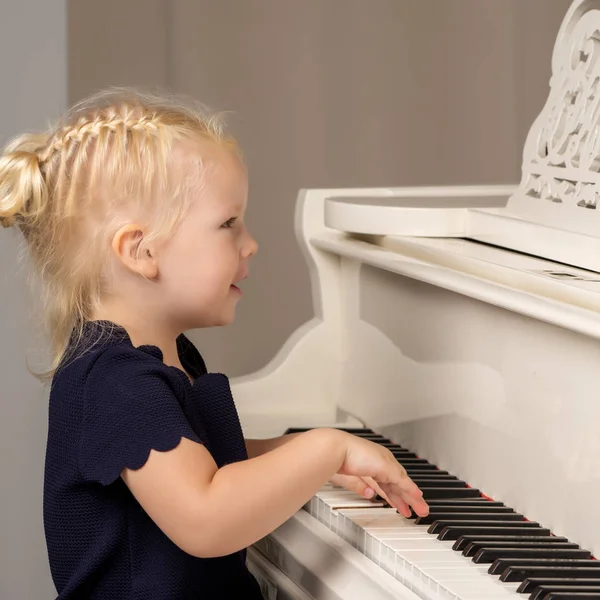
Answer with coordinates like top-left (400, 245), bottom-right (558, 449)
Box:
top-left (0, 88), bottom-right (428, 599)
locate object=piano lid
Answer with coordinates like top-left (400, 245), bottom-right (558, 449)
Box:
top-left (324, 0), bottom-right (600, 274)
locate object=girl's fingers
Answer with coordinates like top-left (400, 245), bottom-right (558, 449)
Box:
top-left (379, 472), bottom-right (429, 518)
top-left (391, 487), bottom-right (429, 517)
top-left (330, 471), bottom-right (429, 517)
top-left (360, 470), bottom-right (428, 518)
top-left (411, 495), bottom-right (430, 517)
top-left (329, 473), bottom-right (375, 498)
top-left (361, 476), bottom-right (391, 504)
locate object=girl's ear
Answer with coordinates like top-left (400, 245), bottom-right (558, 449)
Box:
top-left (111, 224), bottom-right (158, 280)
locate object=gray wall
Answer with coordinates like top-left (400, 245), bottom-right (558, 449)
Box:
top-left (70, 0), bottom-right (572, 378)
top-left (0, 2), bottom-right (67, 598)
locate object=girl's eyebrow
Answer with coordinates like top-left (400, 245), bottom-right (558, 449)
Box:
top-left (220, 200), bottom-right (245, 215)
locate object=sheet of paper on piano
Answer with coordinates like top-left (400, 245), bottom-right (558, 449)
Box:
top-left (235, 1), bottom-right (600, 598)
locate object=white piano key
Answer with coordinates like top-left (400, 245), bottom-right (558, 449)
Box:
top-left (381, 538), bottom-right (448, 551)
top-left (443, 580), bottom-right (520, 599)
top-left (395, 559), bottom-right (446, 598)
top-left (338, 508), bottom-right (422, 551)
top-left (344, 510), bottom-right (421, 530)
top-left (420, 567), bottom-right (496, 582)
top-left (376, 529), bottom-right (434, 538)
top-left (391, 543), bottom-right (521, 594)
top-left (390, 549), bottom-right (469, 565)
top-left (315, 490), bottom-right (386, 509)
top-left (305, 488), bottom-right (523, 599)
top-left (379, 543), bottom-right (397, 576)
top-left (419, 563), bottom-right (489, 576)
top-left (389, 550), bottom-right (521, 598)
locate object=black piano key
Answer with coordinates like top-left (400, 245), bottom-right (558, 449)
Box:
top-left (396, 458), bottom-right (431, 465)
top-left (437, 526), bottom-right (551, 541)
top-left (496, 558), bottom-right (600, 581)
top-left (285, 427), bottom-right (383, 437)
top-left (409, 474), bottom-right (459, 481)
top-left (429, 502), bottom-right (517, 515)
top-left (429, 519), bottom-right (539, 535)
top-left (530, 586), bottom-right (600, 600)
top-left (405, 470), bottom-right (451, 476)
top-left (407, 472), bottom-right (456, 478)
top-left (473, 547), bottom-right (591, 564)
top-left (420, 487), bottom-right (482, 500)
top-left (425, 498), bottom-right (504, 506)
top-left (537, 593), bottom-right (600, 599)
top-left (541, 590), bottom-right (600, 600)
top-left (409, 479), bottom-right (468, 488)
top-left (337, 428), bottom-right (375, 434)
top-left (416, 512), bottom-right (524, 526)
top-left (403, 464), bottom-right (441, 472)
top-left (391, 451), bottom-right (419, 459)
top-left (542, 591), bottom-right (600, 600)
top-left (344, 429), bottom-right (375, 434)
top-left (284, 427), bottom-right (375, 435)
top-left (497, 565), bottom-right (600, 582)
top-left (519, 579), bottom-right (600, 595)
top-left (411, 505), bottom-right (515, 521)
top-left (454, 535), bottom-right (570, 552)
top-left (463, 540), bottom-right (579, 557)
top-left (407, 503), bottom-right (510, 519)
top-left (491, 558), bottom-right (600, 576)
top-left (342, 434), bottom-right (390, 442)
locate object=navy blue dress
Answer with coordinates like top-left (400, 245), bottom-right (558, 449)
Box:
top-left (43, 321), bottom-right (264, 599)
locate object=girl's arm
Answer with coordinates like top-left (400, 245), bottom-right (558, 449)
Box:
top-left (122, 427), bottom-right (427, 559)
top-left (244, 433), bottom-right (301, 458)
top-left (246, 434), bottom-right (384, 502)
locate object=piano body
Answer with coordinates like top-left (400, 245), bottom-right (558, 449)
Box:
top-left (233, 0), bottom-right (600, 597)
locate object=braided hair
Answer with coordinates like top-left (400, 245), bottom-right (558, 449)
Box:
top-left (0, 87), bottom-right (236, 377)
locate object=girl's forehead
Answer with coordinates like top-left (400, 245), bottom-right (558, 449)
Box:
top-left (179, 136), bottom-right (244, 171)
top-left (204, 156), bottom-right (247, 200)
top-left (189, 140), bottom-right (246, 184)
top-left (184, 150), bottom-right (247, 216)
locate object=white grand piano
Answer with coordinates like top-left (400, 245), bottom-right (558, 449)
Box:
top-left (232, 1), bottom-right (600, 597)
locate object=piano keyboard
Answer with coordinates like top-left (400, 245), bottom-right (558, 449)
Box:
top-left (285, 427), bottom-right (600, 600)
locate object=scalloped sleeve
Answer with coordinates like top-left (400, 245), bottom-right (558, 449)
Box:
top-left (78, 346), bottom-right (203, 485)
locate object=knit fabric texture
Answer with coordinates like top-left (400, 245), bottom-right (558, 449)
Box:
top-left (43, 321), bottom-right (264, 599)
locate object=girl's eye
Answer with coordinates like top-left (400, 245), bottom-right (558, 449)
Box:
top-left (221, 217), bottom-right (237, 229)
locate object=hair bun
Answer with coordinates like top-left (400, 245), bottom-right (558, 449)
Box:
top-left (0, 146), bottom-right (46, 228)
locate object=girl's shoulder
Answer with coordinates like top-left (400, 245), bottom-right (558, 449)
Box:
top-left (49, 323), bottom-right (204, 486)
top-left (53, 320), bottom-right (199, 394)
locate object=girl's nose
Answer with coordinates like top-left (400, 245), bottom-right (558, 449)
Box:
top-left (243, 230), bottom-right (258, 258)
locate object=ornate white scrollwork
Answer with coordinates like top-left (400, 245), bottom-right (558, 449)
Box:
top-left (519, 1), bottom-right (600, 210)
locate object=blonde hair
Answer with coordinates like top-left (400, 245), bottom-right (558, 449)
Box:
top-left (0, 87), bottom-right (236, 379)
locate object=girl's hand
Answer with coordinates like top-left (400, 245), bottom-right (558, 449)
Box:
top-left (328, 473), bottom-right (383, 501)
top-left (332, 432), bottom-right (429, 518)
